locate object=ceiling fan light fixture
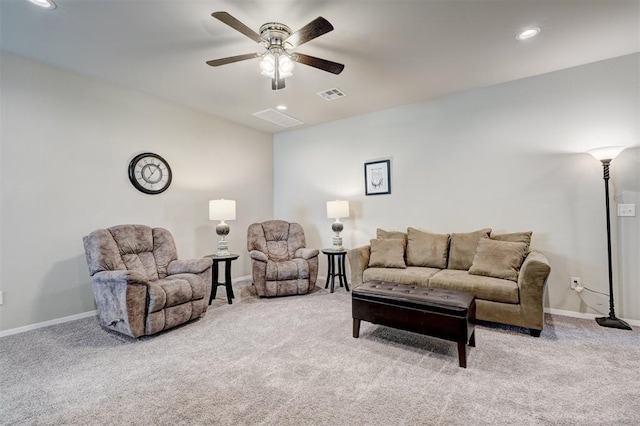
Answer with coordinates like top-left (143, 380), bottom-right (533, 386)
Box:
top-left (260, 54), bottom-right (275, 76)
top-left (259, 53), bottom-right (294, 79)
top-left (278, 56), bottom-right (294, 77)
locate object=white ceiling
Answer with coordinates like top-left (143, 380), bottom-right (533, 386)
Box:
top-left (1, 0), bottom-right (639, 134)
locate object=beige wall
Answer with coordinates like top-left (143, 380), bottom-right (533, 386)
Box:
top-left (0, 51), bottom-right (273, 331)
top-left (274, 54), bottom-right (640, 322)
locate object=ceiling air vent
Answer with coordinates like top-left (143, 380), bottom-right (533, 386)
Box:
top-left (252, 109), bottom-right (304, 128)
top-left (317, 87), bottom-right (347, 101)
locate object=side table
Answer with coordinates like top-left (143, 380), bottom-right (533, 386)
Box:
top-left (204, 254), bottom-right (239, 305)
top-left (322, 249), bottom-right (350, 293)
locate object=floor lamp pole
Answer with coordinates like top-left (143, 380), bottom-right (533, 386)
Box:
top-left (595, 159), bottom-right (632, 330)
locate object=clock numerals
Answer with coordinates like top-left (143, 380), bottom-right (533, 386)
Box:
top-left (128, 153), bottom-right (172, 195)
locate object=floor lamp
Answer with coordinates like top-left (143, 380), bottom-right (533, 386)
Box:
top-left (587, 146), bottom-right (632, 331)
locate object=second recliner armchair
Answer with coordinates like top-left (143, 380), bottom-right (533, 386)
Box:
top-left (247, 220), bottom-right (319, 297)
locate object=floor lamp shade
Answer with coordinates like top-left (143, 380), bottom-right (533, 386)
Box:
top-left (587, 146), bottom-right (631, 330)
top-left (209, 199), bottom-right (236, 256)
top-left (327, 200), bottom-right (349, 250)
top-left (587, 146), bottom-right (626, 162)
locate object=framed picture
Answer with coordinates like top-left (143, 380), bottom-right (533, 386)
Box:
top-left (364, 159), bottom-right (391, 195)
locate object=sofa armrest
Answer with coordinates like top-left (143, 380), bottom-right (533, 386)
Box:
top-left (167, 258), bottom-right (212, 275)
top-left (295, 248), bottom-right (319, 260)
top-left (347, 245), bottom-right (371, 288)
top-left (249, 250), bottom-right (268, 262)
top-left (517, 250), bottom-right (551, 331)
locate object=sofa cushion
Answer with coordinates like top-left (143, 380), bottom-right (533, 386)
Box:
top-left (369, 238), bottom-right (406, 269)
top-left (406, 227), bottom-right (450, 269)
top-left (429, 269), bottom-right (519, 304)
top-left (447, 228), bottom-right (491, 270)
top-left (491, 231), bottom-right (532, 252)
top-left (376, 228), bottom-right (407, 245)
top-left (469, 239), bottom-right (528, 281)
top-left (363, 266), bottom-right (440, 286)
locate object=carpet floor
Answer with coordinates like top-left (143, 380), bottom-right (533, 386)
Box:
top-left (1, 280), bottom-right (639, 425)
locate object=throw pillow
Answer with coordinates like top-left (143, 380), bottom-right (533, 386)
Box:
top-left (491, 231), bottom-right (533, 252)
top-left (447, 228), bottom-right (492, 270)
top-left (368, 238), bottom-right (407, 269)
top-left (468, 239), bottom-right (528, 281)
top-left (376, 228), bottom-right (407, 245)
top-left (406, 227), bottom-right (450, 269)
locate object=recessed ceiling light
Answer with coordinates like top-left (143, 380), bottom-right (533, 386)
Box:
top-left (28, 0), bottom-right (56, 9)
top-left (517, 27), bottom-right (541, 40)
top-left (276, 105), bottom-right (288, 111)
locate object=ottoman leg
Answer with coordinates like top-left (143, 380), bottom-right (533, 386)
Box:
top-left (457, 342), bottom-right (467, 368)
top-left (353, 318), bottom-right (361, 338)
top-left (469, 330), bottom-right (476, 347)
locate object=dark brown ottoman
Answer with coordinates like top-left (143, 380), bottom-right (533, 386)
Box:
top-left (352, 281), bottom-right (476, 368)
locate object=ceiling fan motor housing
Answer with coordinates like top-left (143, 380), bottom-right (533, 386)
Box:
top-left (259, 23), bottom-right (292, 48)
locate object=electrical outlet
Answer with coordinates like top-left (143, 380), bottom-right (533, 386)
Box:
top-left (618, 204), bottom-right (636, 217)
top-left (570, 277), bottom-right (581, 289)
top-left (0, 291), bottom-right (3, 305)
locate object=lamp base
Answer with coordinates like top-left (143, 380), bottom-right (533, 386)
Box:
top-left (216, 239), bottom-right (230, 257)
top-left (596, 315), bottom-right (632, 331)
top-left (332, 236), bottom-right (344, 251)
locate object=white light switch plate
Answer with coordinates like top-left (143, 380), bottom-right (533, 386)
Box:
top-left (0, 291), bottom-right (3, 305)
top-left (618, 204), bottom-right (636, 217)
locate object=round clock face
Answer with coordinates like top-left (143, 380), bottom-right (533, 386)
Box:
top-left (128, 152), bottom-right (172, 194)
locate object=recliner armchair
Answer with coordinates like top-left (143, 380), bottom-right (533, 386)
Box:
top-left (247, 220), bottom-right (319, 297)
top-left (83, 224), bottom-right (212, 337)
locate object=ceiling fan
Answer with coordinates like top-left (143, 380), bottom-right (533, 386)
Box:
top-left (206, 12), bottom-right (345, 90)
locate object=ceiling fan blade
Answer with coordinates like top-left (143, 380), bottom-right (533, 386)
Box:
top-left (206, 53), bottom-right (260, 67)
top-left (285, 16), bottom-right (334, 48)
top-left (212, 11), bottom-right (263, 43)
top-left (271, 61), bottom-right (285, 90)
top-left (271, 78), bottom-right (286, 91)
top-left (292, 53), bottom-right (344, 75)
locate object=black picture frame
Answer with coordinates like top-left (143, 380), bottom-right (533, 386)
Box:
top-left (364, 159), bottom-right (391, 195)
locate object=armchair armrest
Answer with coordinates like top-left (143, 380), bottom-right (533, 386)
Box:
top-left (250, 250), bottom-right (268, 262)
top-left (90, 270), bottom-right (149, 338)
top-left (295, 248), bottom-right (319, 260)
top-left (167, 258), bottom-right (212, 275)
top-left (347, 245), bottom-right (371, 288)
top-left (92, 270), bottom-right (149, 286)
top-left (517, 250), bottom-right (551, 331)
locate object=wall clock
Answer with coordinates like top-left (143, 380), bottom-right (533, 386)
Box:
top-left (128, 152), bottom-right (172, 195)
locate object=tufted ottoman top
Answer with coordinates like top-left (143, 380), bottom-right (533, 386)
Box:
top-left (353, 281), bottom-right (475, 316)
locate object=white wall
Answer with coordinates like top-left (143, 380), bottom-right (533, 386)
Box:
top-left (0, 51), bottom-right (273, 331)
top-left (274, 54), bottom-right (640, 321)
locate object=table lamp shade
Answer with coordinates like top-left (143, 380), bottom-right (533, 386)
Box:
top-left (327, 200), bottom-right (349, 219)
top-left (209, 199), bottom-right (236, 221)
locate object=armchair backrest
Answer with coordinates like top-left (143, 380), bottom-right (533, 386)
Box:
top-left (247, 220), bottom-right (307, 262)
top-left (83, 224), bottom-right (178, 280)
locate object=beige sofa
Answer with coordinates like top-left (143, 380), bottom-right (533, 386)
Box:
top-left (347, 228), bottom-right (551, 336)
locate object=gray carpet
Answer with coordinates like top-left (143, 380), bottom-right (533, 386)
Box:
top-left (1, 280), bottom-right (639, 426)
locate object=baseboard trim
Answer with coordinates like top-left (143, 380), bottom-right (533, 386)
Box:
top-left (3, 303), bottom-right (636, 338)
top-left (0, 310), bottom-right (98, 338)
top-left (1, 279), bottom-right (255, 338)
top-left (233, 274), bottom-right (252, 282)
top-left (545, 308), bottom-right (640, 327)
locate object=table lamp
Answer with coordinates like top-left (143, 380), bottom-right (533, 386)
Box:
top-left (326, 200), bottom-right (349, 250)
top-left (209, 199), bottom-right (236, 256)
